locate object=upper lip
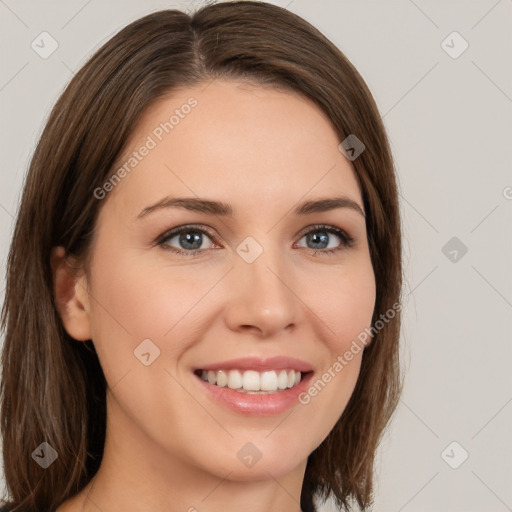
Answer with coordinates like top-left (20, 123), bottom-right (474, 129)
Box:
top-left (195, 356), bottom-right (313, 373)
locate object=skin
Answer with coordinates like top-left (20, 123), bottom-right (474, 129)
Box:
top-left (52, 79), bottom-right (376, 512)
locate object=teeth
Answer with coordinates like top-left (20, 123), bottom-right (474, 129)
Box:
top-left (260, 370), bottom-right (278, 391)
top-left (216, 370), bottom-right (228, 387)
top-left (228, 369), bottom-right (243, 390)
top-left (276, 369), bottom-right (286, 389)
top-left (242, 370), bottom-right (260, 391)
top-left (198, 368), bottom-right (303, 393)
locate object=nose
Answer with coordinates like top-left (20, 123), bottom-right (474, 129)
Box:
top-left (223, 244), bottom-right (299, 338)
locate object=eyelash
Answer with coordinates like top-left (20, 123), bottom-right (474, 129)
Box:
top-left (155, 224), bottom-right (355, 258)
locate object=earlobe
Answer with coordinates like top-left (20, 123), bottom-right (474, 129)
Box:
top-left (51, 246), bottom-right (92, 341)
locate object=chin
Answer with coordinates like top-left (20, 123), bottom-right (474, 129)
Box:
top-left (196, 436), bottom-right (309, 482)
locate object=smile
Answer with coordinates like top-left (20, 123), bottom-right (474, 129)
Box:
top-left (192, 355), bottom-right (314, 415)
top-left (195, 368), bottom-right (302, 393)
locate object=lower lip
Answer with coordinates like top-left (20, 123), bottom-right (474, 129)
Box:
top-left (194, 372), bottom-right (314, 416)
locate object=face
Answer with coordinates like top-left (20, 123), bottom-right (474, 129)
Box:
top-left (65, 79), bottom-right (376, 483)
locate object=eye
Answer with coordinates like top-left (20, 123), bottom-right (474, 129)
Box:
top-left (156, 224), bottom-right (355, 257)
top-left (295, 224), bottom-right (355, 256)
top-left (156, 225), bottom-right (218, 257)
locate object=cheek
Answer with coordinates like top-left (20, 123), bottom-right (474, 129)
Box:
top-left (303, 256), bottom-right (376, 349)
top-left (293, 258), bottom-right (375, 426)
top-left (333, 271), bottom-right (376, 346)
top-left (89, 231), bottom-right (191, 320)
top-left (85, 244), bottom-right (230, 386)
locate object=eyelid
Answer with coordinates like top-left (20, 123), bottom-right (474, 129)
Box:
top-left (294, 224), bottom-right (355, 251)
top-left (295, 223), bottom-right (350, 241)
top-left (154, 224), bottom-right (218, 247)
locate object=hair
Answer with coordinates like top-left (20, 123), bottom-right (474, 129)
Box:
top-left (0, 2), bottom-right (402, 511)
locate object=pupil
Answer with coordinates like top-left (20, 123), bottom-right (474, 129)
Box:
top-left (180, 231), bottom-right (202, 250)
top-left (309, 232), bottom-right (328, 249)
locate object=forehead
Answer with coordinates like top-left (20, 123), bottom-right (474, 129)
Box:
top-left (105, 79), bottom-right (363, 217)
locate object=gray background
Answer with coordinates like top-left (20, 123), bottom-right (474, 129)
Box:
top-left (1, 0), bottom-right (511, 511)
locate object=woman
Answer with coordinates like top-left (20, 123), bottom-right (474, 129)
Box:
top-left (0, 2), bottom-right (402, 511)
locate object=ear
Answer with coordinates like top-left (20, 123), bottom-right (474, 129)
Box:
top-left (51, 246), bottom-right (92, 341)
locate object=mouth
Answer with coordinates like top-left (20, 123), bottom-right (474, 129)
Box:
top-left (192, 356), bottom-right (314, 416)
top-left (194, 368), bottom-right (309, 394)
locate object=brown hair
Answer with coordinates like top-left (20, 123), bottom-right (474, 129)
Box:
top-left (0, 2), bottom-right (402, 511)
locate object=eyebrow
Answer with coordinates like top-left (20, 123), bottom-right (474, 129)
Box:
top-left (137, 196), bottom-right (365, 219)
